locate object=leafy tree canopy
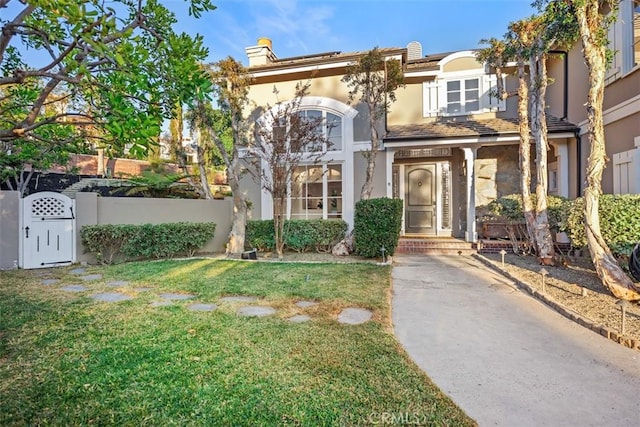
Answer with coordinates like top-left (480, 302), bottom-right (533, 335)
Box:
top-left (0, 0), bottom-right (214, 191)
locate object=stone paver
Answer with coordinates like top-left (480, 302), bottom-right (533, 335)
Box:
top-left (150, 301), bottom-right (173, 307)
top-left (187, 303), bottom-right (217, 312)
top-left (159, 293), bottom-right (195, 301)
top-left (237, 306), bottom-right (276, 317)
top-left (337, 307), bottom-right (372, 325)
top-left (79, 274), bottom-right (102, 281)
top-left (69, 268), bottom-right (86, 275)
top-left (287, 314), bottom-right (311, 323)
top-left (59, 284), bottom-right (88, 292)
top-left (41, 279), bottom-right (60, 286)
top-left (133, 287), bottom-right (153, 292)
top-left (91, 292), bottom-right (133, 302)
top-left (107, 280), bottom-right (129, 287)
top-left (295, 300), bottom-right (318, 308)
top-left (219, 296), bottom-right (258, 303)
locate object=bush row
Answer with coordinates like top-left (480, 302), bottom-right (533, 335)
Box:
top-left (81, 222), bottom-right (216, 264)
top-left (246, 219), bottom-right (347, 253)
top-left (354, 197), bottom-right (403, 258)
top-left (485, 194), bottom-right (640, 256)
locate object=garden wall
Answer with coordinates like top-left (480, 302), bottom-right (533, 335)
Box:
top-left (0, 191), bottom-right (20, 269)
top-left (0, 190), bottom-right (233, 268)
top-left (75, 193), bottom-right (233, 262)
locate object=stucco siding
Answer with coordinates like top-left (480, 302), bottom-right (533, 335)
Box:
top-left (0, 191), bottom-right (20, 269)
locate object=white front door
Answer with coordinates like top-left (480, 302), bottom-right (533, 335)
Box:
top-left (20, 192), bottom-right (76, 269)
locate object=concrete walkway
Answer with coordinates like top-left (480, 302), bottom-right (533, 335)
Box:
top-left (392, 254), bottom-right (640, 427)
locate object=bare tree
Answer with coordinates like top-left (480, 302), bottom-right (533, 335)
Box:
top-left (250, 82), bottom-right (331, 259)
top-left (342, 47), bottom-right (404, 199)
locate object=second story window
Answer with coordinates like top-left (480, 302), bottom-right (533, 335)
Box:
top-left (294, 109), bottom-right (343, 152)
top-left (446, 79), bottom-right (480, 114)
top-left (424, 74), bottom-right (504, 118)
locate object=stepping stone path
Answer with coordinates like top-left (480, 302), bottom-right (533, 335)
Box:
top-left (288, 314), bottom-right (311, 323)
top-left (159, 293), bottom-right (195, 301)
top-left (59, 284), bottom-right (88, 292)
top-left (295, 300), bottom-right (318, 308)
top-left (91, 292), bottom-right (133, 303)
top-left (187, 303), bottom-right (217, 312)
top-left (69, 268), bottom-right (86, 275)
top-left (337, 308), bottom-right (373, 325)
top-left (43, 277), bottom-right (372, 325)
top-left (107, 280), bottom-right (129, 287)
top-left (219, 296), bottom-right (258, 303)
top-left (237, 306), bottom-right (276, 317)
top-left (79, 274), bottom-right (102, 281)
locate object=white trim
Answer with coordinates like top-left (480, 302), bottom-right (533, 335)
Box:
top-left (463, 148), bottom-right (477, 242)
top-left (438, 50), bottom-right (481, 68)
top-left (576, 93), bottom-right (640, 134)
top-left (384, 132), bottom-right (575, 148)
top-left (405, 70), bottom-right (439, 77)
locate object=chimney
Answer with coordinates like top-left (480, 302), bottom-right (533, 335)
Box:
top-left (407, 41), bottom-right (423, 61)
top-left (245, 37), bottom-right (277, 67)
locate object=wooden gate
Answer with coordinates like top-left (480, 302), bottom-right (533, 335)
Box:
top-left (20, 192), bottom-right (76, 269)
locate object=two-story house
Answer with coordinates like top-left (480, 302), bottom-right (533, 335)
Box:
top-left (240, 36), bottom-right (582, 244)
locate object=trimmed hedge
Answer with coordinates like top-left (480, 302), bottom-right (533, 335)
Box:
top-left (81, 222), bottom-right (216, 264)
top-left (354, 197), bottom-right (403, 258)
top-left (246, 219), bottom-right (347, 253)
top-left (566, 194), bottom-right (640, 256)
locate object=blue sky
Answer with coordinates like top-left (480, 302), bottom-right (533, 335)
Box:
top-left (166, 0), bottom-right (539, 64)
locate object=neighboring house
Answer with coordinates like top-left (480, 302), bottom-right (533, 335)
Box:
top-left (240, 1), bottom-right (638, 243)
top-left (546, 0), bottom-right (640, 197)
top-left (159, 136), bottom-right (200, 164)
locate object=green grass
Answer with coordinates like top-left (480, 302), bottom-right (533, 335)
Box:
top-left (0, 259), bottom-right (474, 426)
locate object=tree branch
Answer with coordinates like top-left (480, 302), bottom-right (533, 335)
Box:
top-left (0, 2), bottom-right (35, 63)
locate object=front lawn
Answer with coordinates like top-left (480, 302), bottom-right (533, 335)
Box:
top-left (0, 259), bottom-right (474, 426)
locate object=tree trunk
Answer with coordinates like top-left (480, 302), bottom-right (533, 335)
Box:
top-left (529, 52), bottom-right (555, 263)
top-left (517, 62), bottom-right (537, 252)
top-left (577, 2), bottom-right (640, 300)
top-left (360, 102), bottom-right (379, 200)
top-left (226, 158), bottom-right (247, 255)
top-left (195, 145), bottom-right (214, 200)
top-left (273, 193), bottom-right (286, 260)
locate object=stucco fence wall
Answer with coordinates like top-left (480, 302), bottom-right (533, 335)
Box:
top-left (0, 191), bottom-right (233, 268)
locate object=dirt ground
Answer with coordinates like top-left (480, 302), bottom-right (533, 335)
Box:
top-left (480, 252), bottom-right (640, 345)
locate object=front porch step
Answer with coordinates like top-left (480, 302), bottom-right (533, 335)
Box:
top-left (396, 238), bottom-right (477, 255)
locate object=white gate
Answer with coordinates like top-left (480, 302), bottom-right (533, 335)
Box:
top-left (20, 192), bottom-right (76, 269)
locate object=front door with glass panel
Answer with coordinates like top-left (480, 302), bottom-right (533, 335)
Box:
top-left (405, 164), bottom-right (436, 234)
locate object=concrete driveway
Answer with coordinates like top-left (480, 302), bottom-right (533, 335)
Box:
top-left (392, 254), bottom-right (640, 427)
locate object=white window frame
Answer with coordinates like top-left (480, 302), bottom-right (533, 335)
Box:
top-left (288, 162), bottom-right (343, 220)
top-left (608, 0), bottom-right (640, 81)
top-left (423, 73), bottom-right (506, 118)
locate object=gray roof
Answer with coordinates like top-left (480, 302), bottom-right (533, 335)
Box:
top-left (385, 115), bottom-right (578, 141)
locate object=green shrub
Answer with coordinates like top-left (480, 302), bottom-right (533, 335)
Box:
top-left (484, 194), bottom-right (570, 230)
top-left (81, 222), bottom-right (216, 264)
top-left (354, 198), bottom-right (403, 258)
top-left (566, 194), bottom-right (640, 256)
top-left (246, 219), bottom-right (347, 253)
top-left (80, 224), bottom-right (137, 264)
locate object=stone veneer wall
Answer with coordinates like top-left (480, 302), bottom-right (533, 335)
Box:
top-left (475, 145), bottom-right (522, 211)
